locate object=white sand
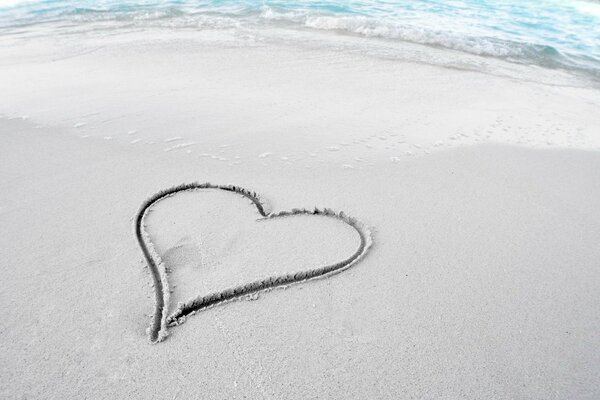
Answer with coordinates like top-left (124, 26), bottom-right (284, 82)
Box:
top-left (1, 32), bottom-right (600, 399)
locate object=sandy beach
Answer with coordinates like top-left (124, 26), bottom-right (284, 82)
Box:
top-left (1, 24), bottom-right (600, 399)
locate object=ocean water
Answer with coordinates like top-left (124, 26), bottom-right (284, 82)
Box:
top-left (1, 0), bottom-right (599, 79)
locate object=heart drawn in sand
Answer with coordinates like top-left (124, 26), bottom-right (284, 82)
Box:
top-left (135, 183), bottom-right (373, 343)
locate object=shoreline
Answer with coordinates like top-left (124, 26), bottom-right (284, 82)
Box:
top-left (2, 32), bottom-right (599, 156)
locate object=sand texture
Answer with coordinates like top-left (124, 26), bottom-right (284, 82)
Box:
top-left (1, 34), bottom-right (600, 399)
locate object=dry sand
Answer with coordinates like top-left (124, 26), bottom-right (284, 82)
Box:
top-left (1, 32), bottom-right (600, 399)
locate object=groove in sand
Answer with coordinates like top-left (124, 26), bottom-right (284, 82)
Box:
top-left (135, 183), bottom-right (373, 343)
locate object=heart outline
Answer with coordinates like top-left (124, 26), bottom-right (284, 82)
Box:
top-left (135, 183), bottom-right (373, 343)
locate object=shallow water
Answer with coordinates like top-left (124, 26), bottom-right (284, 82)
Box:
top-left (0, 0), bottom-right (599, 79)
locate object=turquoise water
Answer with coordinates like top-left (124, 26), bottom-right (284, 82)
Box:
top-left (1, 0), bottom-right (599, 78)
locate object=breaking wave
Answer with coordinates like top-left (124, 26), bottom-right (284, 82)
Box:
top-left (0, 0), bottom-right (599, 80)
